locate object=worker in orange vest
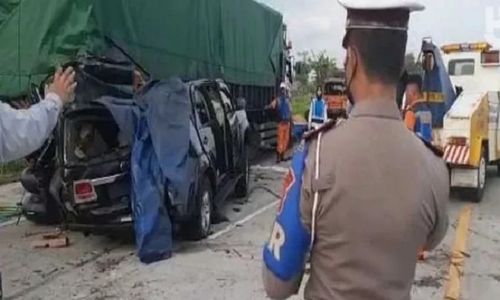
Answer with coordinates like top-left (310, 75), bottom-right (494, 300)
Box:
top-left (403, 74), bottom-right (433, 142)
top-left (267, 83), bottom-right (292, 163)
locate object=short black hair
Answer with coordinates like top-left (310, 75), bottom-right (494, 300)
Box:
top-left (347, 29), bottom-right (408, 85)
top-left (406, 74), bottom-right (423, 91)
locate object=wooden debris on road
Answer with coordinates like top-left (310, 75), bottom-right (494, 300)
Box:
top-left (30, 230), bottom-right (70, 249)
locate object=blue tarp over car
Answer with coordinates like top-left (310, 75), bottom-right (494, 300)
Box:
top-left (97, 79), bottom-right (198, 263)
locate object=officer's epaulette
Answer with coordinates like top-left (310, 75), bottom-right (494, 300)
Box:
top-left (416, 134), bottom-right (444, 158)
top-left (303, 118), bottom-right (343, 141)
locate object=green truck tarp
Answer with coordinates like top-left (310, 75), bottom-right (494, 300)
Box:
top-left (0, 0), bottom-right (284, 97)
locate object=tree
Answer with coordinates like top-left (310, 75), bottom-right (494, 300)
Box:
top-left (308, 51), bottom-right (338, 88)
top-left (294, 50), bottom-right (338, 95)
top-left (404, 53), bottom-right (422, 74)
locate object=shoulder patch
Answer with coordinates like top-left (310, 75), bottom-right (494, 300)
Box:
top-left (416, 134), bottom-right (443, 157)
top-left (303, 118), bottom-right (345, 141)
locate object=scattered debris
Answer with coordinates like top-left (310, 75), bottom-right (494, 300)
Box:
top-left (31, 232), bottom-right (69, 249)
top-left (490, 274), bottom-right (500, 282)
top-left (232, 249), bottom-right (242, 258)
top-left (23, 228), bottom-right (62, 238)
top-left (417, 250), bottom-right (430, 261)
top-left (232, 207), bottom-right (241, 213)
top-left (40, 268), bottom-right (59, 279)
top-left (32, 237), bottom-right (69, 248)
top-left (413, 276), bottom-right (443, 288)
top-left (95, 256), bottom-right (126, 273)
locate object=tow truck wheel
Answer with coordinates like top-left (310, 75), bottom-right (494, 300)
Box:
top-left (184, 177), bottom-right (213, 240)
top-left (471, 150), bottom-right (486, 203)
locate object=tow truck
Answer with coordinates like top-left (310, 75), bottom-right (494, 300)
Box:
top-left (323, 74), bottom-right (349, 119)
top-left (421, 41), bottom-right (500, 202)
top-left (440, 42), bottom-right (500, 201)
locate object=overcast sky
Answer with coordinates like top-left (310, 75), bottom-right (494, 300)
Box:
top-left (259, 0), bottom-right (500, 63)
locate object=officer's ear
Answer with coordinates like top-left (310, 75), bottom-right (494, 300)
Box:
top-left (345, 47), bottom-right (359, 81)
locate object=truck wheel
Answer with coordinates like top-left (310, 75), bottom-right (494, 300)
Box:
top-left (471, 150), bottom-right (487, 203)
top-left (234, 146), bottom-right (249, 198)
top-left (184, 177), bottom-right (213, 240)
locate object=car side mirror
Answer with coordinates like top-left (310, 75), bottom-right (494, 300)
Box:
top-left (236, 98), bottom-right (246, 110)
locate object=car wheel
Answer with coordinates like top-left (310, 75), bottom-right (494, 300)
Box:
top-left (22, 193), bottom-right (63, 225)
top-left (234, 146), bottom-right (249, 198)
top-left (184, 177), bottom-right (213, 241)
top-left (470, 149), bottom-right (486, 203)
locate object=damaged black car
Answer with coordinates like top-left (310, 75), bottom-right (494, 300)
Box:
top-left (20, 56), bottom-right (251, 240)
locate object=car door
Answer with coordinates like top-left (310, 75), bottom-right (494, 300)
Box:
top-left (218, 85), bottom-right (239, 169)
top-left (193, 88), bottom-right (217, 170)
top-left (199, 83), bottom-right (231, 175)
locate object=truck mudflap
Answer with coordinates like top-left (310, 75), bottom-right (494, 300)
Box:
top-left (443, 145), bottom-right (470, 165)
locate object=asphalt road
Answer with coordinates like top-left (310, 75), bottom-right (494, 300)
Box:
top-left (0, 164), bottom-right (499, 300)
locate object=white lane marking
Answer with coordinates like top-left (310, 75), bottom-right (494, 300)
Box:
top-left (208, 200), bottom-right (278, 240)
top-left (252, 165), bottom-right (288, 174)
top-left (0, 217), bottom-right (25, 228)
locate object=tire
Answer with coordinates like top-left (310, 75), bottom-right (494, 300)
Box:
top-left (234, 146), bottom-right (250, 198)
top-left (22, 193), bottom-right (63, 225)
top-left (470, 149), bottom-right (486, 203)
top-left (184, 177), bottom-right (213, 241)
top-left (497, 161), bottom-right (500, 177)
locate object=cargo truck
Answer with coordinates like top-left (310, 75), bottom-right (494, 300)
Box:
top-left (0, 0), bottom-right (292, 233)
top-left (0, 0), bottom-right (291, 147)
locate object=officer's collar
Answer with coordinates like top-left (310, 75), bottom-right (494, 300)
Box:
top-left (349, 99), bottom-right (401, 120)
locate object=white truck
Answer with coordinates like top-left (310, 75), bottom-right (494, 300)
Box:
top-left (440, 42), bottom-right (500, 201)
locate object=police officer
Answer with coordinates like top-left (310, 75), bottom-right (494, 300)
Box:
top-left (262, 1), bottom-right (449, 299)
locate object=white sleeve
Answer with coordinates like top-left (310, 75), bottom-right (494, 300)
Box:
top-left (0, 93), bottom-right (62, 163)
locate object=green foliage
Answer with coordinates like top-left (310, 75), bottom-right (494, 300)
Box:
top-left (0, 160), bottom-right (25, 184)
top-left (405, 53), bottom-right (423, 75)
top-left (294, 50), bottom-right (339, 95)
top-left (292, 94), bottom-right (311, 118)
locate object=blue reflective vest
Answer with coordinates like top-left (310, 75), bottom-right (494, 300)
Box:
top-left (310, 97), bottom-right (327, 123)
top-left (263, 142), bottom-right (311, 280)
top-left (278, 96), bottom-right (291, 121)
top-left (413, 102), bottom-right (433, 142)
